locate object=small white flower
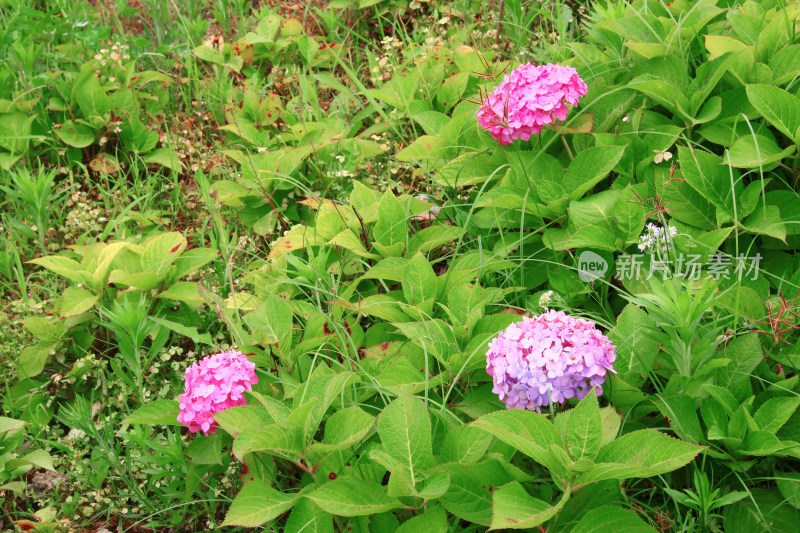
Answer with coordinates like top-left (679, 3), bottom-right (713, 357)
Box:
top-left (539, 291), bottom-right (554, 308)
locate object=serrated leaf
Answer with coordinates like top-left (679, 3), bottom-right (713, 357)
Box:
top-left (490, 481), bottom-right (569, 530)
top-left (222, 480), bottom-right (299, 527)
top-left (305, 477), bottom-right (401, 517)
top-left (122, 399), bottom-right (181, 426)
top-left (471, 409), bottom-right (567, 480)
top-left (378, 395), bottom-right (434, 486)
top-left (59, 286), bottom-right (99, 317)
top-left (563, 389), bottom-right (602, 462)
top-left (576, 429), bottom-right (704, 486)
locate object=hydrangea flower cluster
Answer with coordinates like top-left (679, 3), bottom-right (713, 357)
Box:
top-left (486, 311), bottom-right (617, 411)
top-left (477, 63), bottom-right (588, 145)
top-left (177, 350), bottom-right (258, 435)
top-left (638, 223), bottom-right (678, 253)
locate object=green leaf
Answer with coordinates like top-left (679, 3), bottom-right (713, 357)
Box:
top-left (402, 252), bottom-right (437, 316)
top-left (746, 84), bottom-right (800, 144)
top-left (214, 404), bottom-right (277, 437)
top-left (471, 409), bottom-right (567, 480)
top-left (654, 394), bottom-right (704, 444)
top-left (726, 134), bottom-right (795, 168)
top-left (738, 431), bottom-right (784, 456)
top-left (776, 471), bottom-right (800, 509)
top-left (441, 424), bottom-right (493, 464)
top-left (59, 286), bottom-right (99, 317)
top-left (305, 477), bottom-right (402, 517)
top-left (724, 488), bottom-right (800, 532)
top-left (122, 399), bottom-right (181, 426)
top-left (396, 503), bottom-right (448, 533)
top-left (608, 304), bottom-right (659, 387)
top-left (28, 255), bottom-right (90, 285)
top-left (439, 460), bottom-right (513, 526)
top-left (378, 395), bottom-right (434, 486)
top-left (570, 505), bottom-right (654, 533)
top-left (563, 389), bottom-right (602, 462)
top-left (143, 148), bottom-right (182, 172)
top-left (490, 481), bottom-right (569, 530)
top-left (18, 343), bottom-right (55, 379)
top-left (186, 433), bottom-right (224, 465)
top-left (742, 204), bottom-right (786, 241)
top-left (408, 224), bottom-right (462, 255)
top-left (55, 120), bottom-right (96, 148)
top-left (233, 423), bottom-right (305, 461)
top-left (284, 498), bottom-right (334, 533)
top-left (576, 429), bottom-right (704, 486)
top-left (678, 146), bottom-right (738, 223)
top-left (243, 295), bottom-right (293, 345)
top-left (221, 480), bottom-right (299, 527)
top-left (310, 405), bottom-right (375, 456)
top-left (75, 69), bottom-right (111, 119)
top-left (714, 333), bottom-right (762, 401)
top-left (563, 145), bottom-right (626, 200)
top-left (149, 316), bottom-right (214, 346)
top-left (373, 190), bottom-right (407, 256)
top-left (754, 397), bottom-right (800, 434)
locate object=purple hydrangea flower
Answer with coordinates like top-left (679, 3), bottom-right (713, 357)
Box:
top-left (486, 311), bottom-right (617, 411)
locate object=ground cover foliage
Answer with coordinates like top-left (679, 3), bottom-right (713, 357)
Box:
top-left (2, 0), bottom-right (800, 531)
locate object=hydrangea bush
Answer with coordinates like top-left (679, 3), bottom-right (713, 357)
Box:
top-left (486, 311), bottom-right (617, 410)
top-left (177, 350), bottom-right (258, 435)
top-left (476, 63), bottom-right (588, 145)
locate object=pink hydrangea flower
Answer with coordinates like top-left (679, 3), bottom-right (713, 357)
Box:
top-left (476, 63), bottom-right (588, 145)
top-left (486, 311), bottom-right (616, 411)
top-left (177, 350), bottom-right (258, 435)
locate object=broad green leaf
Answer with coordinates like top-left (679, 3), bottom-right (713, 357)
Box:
top-left (310, 405), bottom-right (375, 456)
top-left (472, 409), bottom-right (567, 479)
top-left (746, 84), bottom-right (800, 144)
top-left (186, 433), bottom-right (224, 465)
top-left (233, 423), bottom-right (305, 461)
top-left (570, 505), bottom-right (654, 533)
top-left (576, 429), bottom-right (703, 486)
top-left (305, 477), bottom-right (401, 517)
top-left (714, 333), bottom-right (762, 401)
top-left (141, 232), bottom-right (186, 274)
top-left (679, 146), bottom-right (738, 223)
top-left (490, 481), bottom-right (569, 530)
top-left (726, 134), bottom-right (795, 168)
top-left (754, 397), bottom-right (800, 434)
top-left (143, 148), bottom-right (182, 172)
top-left (776, 471), bottom-right (800, 509)
top-left (654, 394), bottom-right (704, 444)
top-left (408, 224), bottom-right (462, 255)
top-left (738, 430), bottom-right (784, 455)
top-left (149, 316), bottom-right (214, 346)
top-left (221, 480), bottom-right (299, 527)
top-left (28, 255), bottom-right (90, 285)
top-left (378, 395), bottom-right (434, 486)
top-left (373, 190), bottom-right (407, 256)
top-left (18, 343), bottom-right (55, 379)
top-left (396, 503), bottom-right (447, 533)
top-left (563, 145), bottom-right (626, 200)
top-left (155, 282), bottom-right (204, 303)
top-left (214, 404), bottom-right (276, 437)
top-left (563, 390), bottom-right (602, 462)
top-left (122, 399), bottom-right (181, 426)
top-left (441, 424), bottom-right (493, 464)
top-left (75, 69), bottom-right (111, 119)
top-left (608, 305), bottom-right (659, 387)
top-left (59, 286), bottom-right (99, 317)
top-left (439, 460), bottom-right (513, 526)
top-left (284, 498), bottom-right (334, 533)
top-left (243, 295), bottom-right (293, 345)
top-left (55, 120), bottom-right (96, 147)
top-left (724, 488), bottom-right (800, 532)
top-left (402, 252), bottom-right (437, 316)
top-left (742, 204), bottom-right (786, 241)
